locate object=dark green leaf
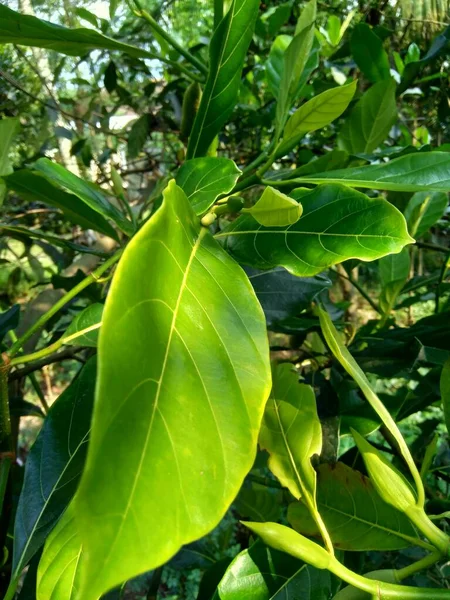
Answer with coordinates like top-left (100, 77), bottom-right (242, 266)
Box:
top-left (3, 171), bottom-right (119, 240)
top-left (34, 158), bottom-right (133, 236)
top-left (127, 114), bottom-right (151, 159)
top-left (404, 191), bottom-right (448, 237)
top-left (0, 4), bottom-right (160, 60)
top-left (187, 0), bottom-right (260, 158)
top-left (75, 7), bottom-right (98, 27)
top-left (217, 184), bottom-right (413, 277)
top-left (245, 267), bottom-right (331, 327)
top-left (235, 486), bottom-right (282, 522)
top-left (378, 248), bottom-right (410, 315)
top-left (351, 24), bottom-right (391, 83)
top-left (13, 358), bottom-right (96, 576)
top-left (0, 304), bottom-right (20, 343)
top-left (176, 157), bottom-right (241, 215)
top-left (288, 462), bottom-right (422, 551)
top-left (215, 540), bottom-right (331, 600)
top-left (293, 152), bottom-right (450, 192)
top-left (104, 61), bottom-right (118, 93)
top-left (75, 181), bottom-right (271, 599)
top-left (338, 79), bottom-right (397, 154)
top-left (0, 117), bottom-right (20, 177)
top-left (441, 358), bottom-right (450, 435)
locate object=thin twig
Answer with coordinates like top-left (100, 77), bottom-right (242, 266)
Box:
top-left (9, 346), bottom-right (85, 382)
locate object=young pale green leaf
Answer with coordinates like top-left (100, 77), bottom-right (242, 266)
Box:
top-left (64, 304), bottom-right (103, 348)
top-left (276, 1), bottom-right (316, 131)
top-left (242, 522), bottom-right (331, 570)
top-left (176, 157), bottom-right (241, 214)
top-left (259, 364), bottom-right (321, 501)
top-left (351, 429), bottom-right (416, 513)
top-left (441, 358), bottom-right (450, 435)
top-left (351, 24), bottom-right (391, 83)
top-left (37, 503), bottom-right (84, 600)
top-left (404, 191), bottom-right (449, 237)
top-left (282, 80), bottom-right (357, 144)
top-left (0, 4), bottom-right (162, 60)
top-left (292, 152), bottom-right (450, 192)
top-left (12, 358), bottom-right (96, 577)
top-left (338, 79), bottom-right (397, 154)
top-left (215, 539), bottom-right (332, 600)
top-left (217, 184), bottom-right (413, 277)
top-left (34, 158), bottom-right (133, 236)
top-left (242, 187), bottom-right (302, 227)
top-left (245, 267), bottom-right (331, 327)
top-left (75, 180), bottom-right (271, 599)
top-left (288, 462), bottom-right (422, 551)
top-left (187, 0), bottom-right (260, 158)
top-left (378, 248), bottom-right (410, 315)
top-left (266, 35), bottom-right (320, 102)
top-left (3, 171), bottom-right (119, 240)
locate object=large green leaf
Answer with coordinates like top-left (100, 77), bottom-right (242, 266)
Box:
top-left (245, 267), bottom-right (331, 327)
top-left (338, 79), bottom-right (397, 154)
top-left (75, 180), bottom-right (271, 599)
top-left (217, 184), bottom-right (413, 277)
top-left (176, 157), bottom-right (241, 215)
top-left (291, 152), bottom-right (450, 192)
top-left (12, 358), bottom-right (96, 577)
top-left (282, 80), bottom-right (357, 144)
top-left (215, 540), bottom-right (332, 600)
top-left (404, 191), bottom-right (448, 237)
top-left (34, 158), bottom-right (133, 236)
top-left (187, 0), bottom-right (260, 158)
top-left (266, 35), bottom-right (320, 102)
top-left (0, 117), bottom-right (19, 176)
top-left (37, 504), bottom-right (84, 600)
top-left (0, 4), bottom-right (160, 60)
top-left (378, 248), bottom-right (410, 315)
top-left (351, 24), bottom-right (391, 83)
top-left (287, 462), bottom-right (422, 551)
top-left (441, 359), bottom-right (450, 435)
top-left (3, 171), bottom-right (119, 240)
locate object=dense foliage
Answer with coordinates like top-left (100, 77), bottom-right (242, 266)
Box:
top-left (0, 0), bottom-right (450, 599)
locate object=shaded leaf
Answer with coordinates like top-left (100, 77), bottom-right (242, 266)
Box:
top-left (75, 181), bottom-right (271, 599)
top-left (441, 358), bottom-right (450, 435)
top-left (351, 24), bottom-right (391, 83)
top-left (0, 304), bottom-right (20, 343)
top-left (288, 462), bottom-right (421, 551)
top-left (338, 79), bottom-right (397, 154)
top-left (3, 171), bottom-right (119, 240)
top-left (13, 358), bottom-right (96, 576)
top-left (217, 184), bottom-right (413, 277)
top-left (378, 248), bottom-right (410, 315)
top-left (187, 0), bottom-right (260, 158)
top-left (64, 304), bottom-right (103, 347)
top-left (176, 157), bottom-right (241, 215)
top-left (235, 486), bottom-right (282, 522)
top-left (245, 266), bottom-right (331, 327)
top-left (127, 114), bottom-right (151, 159)
top-left (0, 117), bottom-right (20, 177)
top-left (404, 191), bottom-right (448, 237)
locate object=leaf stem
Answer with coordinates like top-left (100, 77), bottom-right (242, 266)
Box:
top-left (396, 551), bottom-right (442, 581)
top-left (332, 268), bottom-right (382, 315)
top-left (135, 8), bottom-right (208, 77)
top-left (7, 251), bottom-right (122, 359)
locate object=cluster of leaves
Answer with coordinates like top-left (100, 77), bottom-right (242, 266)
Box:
top-left (0, 1), bottom-right (450, 599)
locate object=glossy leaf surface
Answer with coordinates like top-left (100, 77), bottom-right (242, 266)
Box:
top-left (293, 152), bottom-right (450, 192)
top-left (75, 180), bottom-right (271, 599)
top-left (215, 540), bottom-right (331, 600)
top-left (13, 358), bottom-right (96, 576)
top-left (176, 157), bottom-right (241, 215)
top-left (4, 171), bottom-right (119, 239)
top-left (338, 79), bottom-right (397, 154)
top-left (34, 158), bottom-right (133, 236)
top-left (187, 0), bottom-right (260, 158)
top-left (217, 184), bottom-right (413, 276)
top-left (288, 462), bottom-right (421, 550)
top-left (37, 504), bottom-right (84, 600)
top-left (0, 4), bottom-right (160, 60)
top-left (283, 80), bottom-right (357, 143)
top-left (351, 24), bottom-right (391, 83)
top-left (404, 191), bottom-right (448, 237)
top-left (64, 304), bottom-right (103, 347)
top-left (243, 187), bottom-right (302, 227)
top-left (246, 267), bottom-right (331, 327)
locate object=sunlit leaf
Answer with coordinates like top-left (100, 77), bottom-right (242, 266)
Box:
top-left (404, 191), bottom-right (449, 237)
top-left (64, 304), bottom-right (103, 347)
top-left (243, 187), bottom-right (302, 227)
